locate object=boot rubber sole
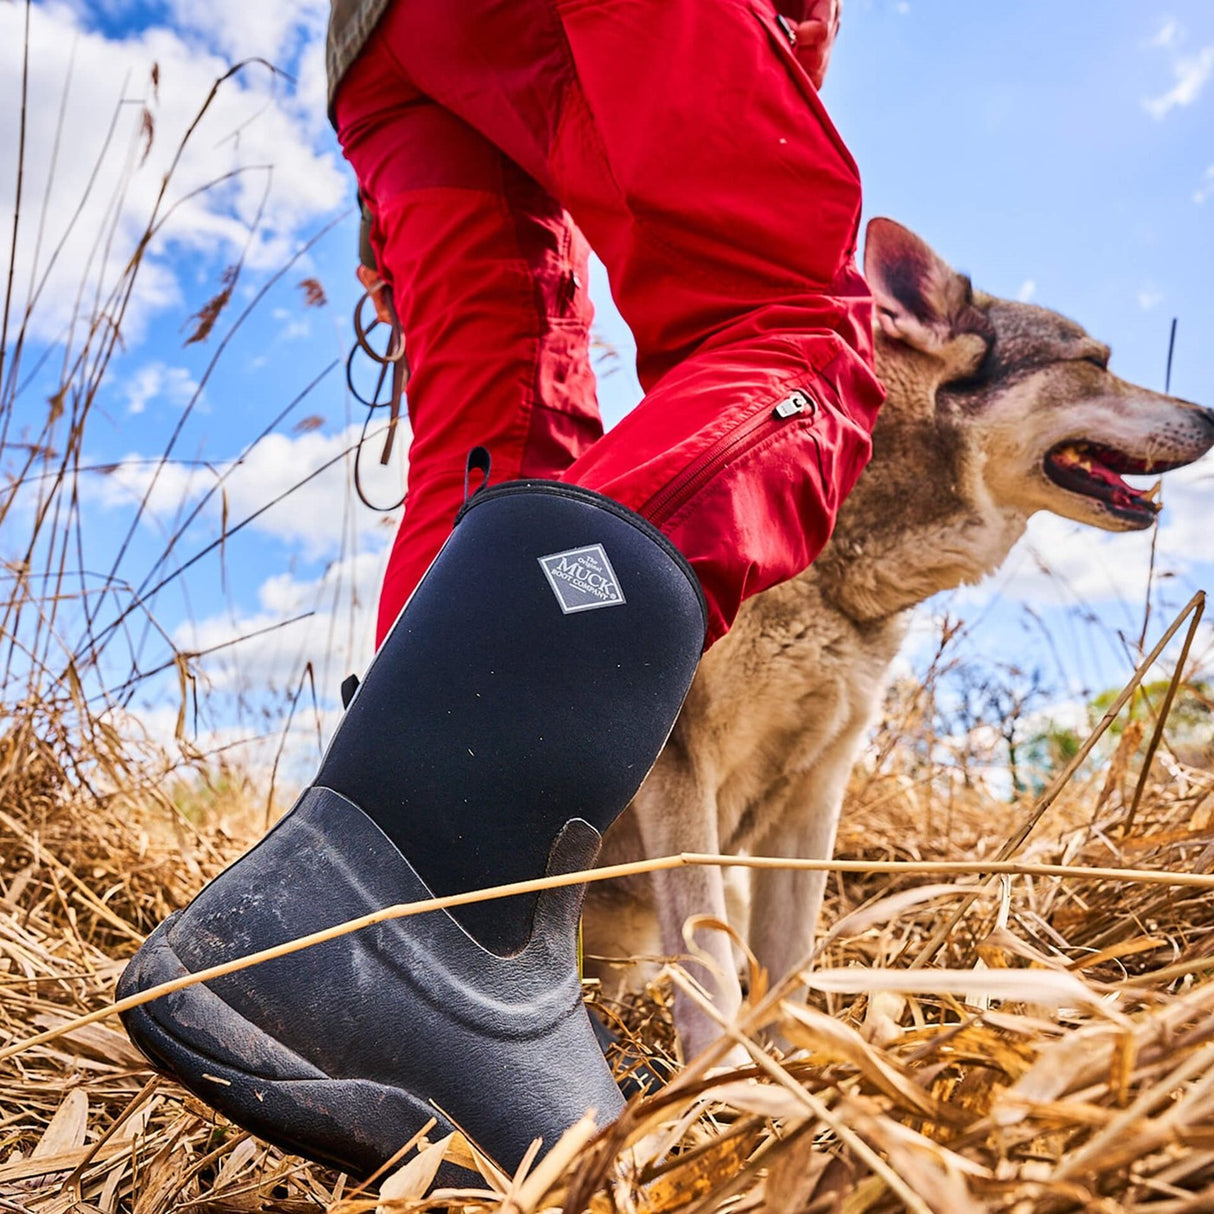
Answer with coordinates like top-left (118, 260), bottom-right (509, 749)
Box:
top-left (122, 914), bottom-right (473, 1180)
top-left (118, 788), bottom-right (624, 1179)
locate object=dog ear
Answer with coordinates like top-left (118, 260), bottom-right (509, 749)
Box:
top-left (864, 219), bottom-right (975, 353)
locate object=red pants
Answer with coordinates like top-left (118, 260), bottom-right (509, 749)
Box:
top-left (335, 0), bottom-right (885, 647)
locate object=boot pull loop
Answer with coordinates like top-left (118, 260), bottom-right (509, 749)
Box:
top-left (463, 446), bottom-right (492, 504)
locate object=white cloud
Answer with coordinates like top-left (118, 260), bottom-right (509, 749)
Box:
top-left (90, 452), bottom-right (217, 518)
top-left (1137, 285), bottom-right (1164, 310)
top-left (85, 420), bottom-right (407, 560)
top-left (0, 3), bottom-right (347, 350)
top-left (104, 694), bottom-right (342, 804)
top-left (1151, 457), bottom-right (1214, 563)
top-left (164, 547), bottom-right (390, 790)
top-left (1016, 279), bottom-right (1036, 303)
top-left (165, 0), bottom-right (328, 67)
top-left (94, 544), bottom-right (389, 799)
top-left (271, 306), bottom-right (312, 341)
top-left (1189, 622), bottom-right (1214, 681)
top-left (1150, 18), bottom-right (1180, 49)
top-left (994, 514), bottom-right (1156, 607)
top-left (1194, 166), bottom-right (1214, 205)
top-left (123, 361), bottom-right (200, 414)
top-left (293, 30), bottom-right (332, 141)
top-left (177, 548), bottom-right (386, 696)
top-left (1143, 43), bottom-right (1214, 119)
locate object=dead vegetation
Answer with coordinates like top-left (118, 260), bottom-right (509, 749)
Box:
top-left (4, 34), bottom-right (1214, 1214)
top-left (3, 600), bottom-right (1214, 1213)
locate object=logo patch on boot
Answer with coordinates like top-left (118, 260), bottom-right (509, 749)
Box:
top-left (538, 544), bottom-right (626, 613)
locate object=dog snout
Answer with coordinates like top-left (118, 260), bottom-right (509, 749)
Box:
top-left (1157, 395), bottom-right (1214, 434)
top-left (1180, 401), bottom-right (1214, 459)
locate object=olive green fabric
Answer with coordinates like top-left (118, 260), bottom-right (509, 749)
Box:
top-left (326, 0), bottom-right (392, 118)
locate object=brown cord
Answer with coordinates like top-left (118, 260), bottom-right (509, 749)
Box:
top-left (347, 286), bottom-right (409, 511)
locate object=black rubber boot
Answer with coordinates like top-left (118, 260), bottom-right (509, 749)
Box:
top-left (118, 480), bottom-right (706, 1178)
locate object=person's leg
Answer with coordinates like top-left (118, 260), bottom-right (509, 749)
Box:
top-left (372, 0), bottom-right (886, 643)
top-left (118, 0), bottom-right (886, 1181)
top-left (351, 0), bottom-right (885, 1060)
top-left (335, 49), bottom-right (603, 641)
top-left (122, 55), bottom-right (710, 1174)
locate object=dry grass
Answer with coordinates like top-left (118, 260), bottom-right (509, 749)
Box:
top-left (4, 642), bottom-right (1214, 1214)
top-left (4, 36), bottom-right (1214, 1214)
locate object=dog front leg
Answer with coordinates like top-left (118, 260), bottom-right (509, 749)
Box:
top-left (633, 745), bottom-right (747, 1065)
top-left (582, 806), bottom-right (665, 1000)
top-left (747, 767), bottom-right (848, 1003)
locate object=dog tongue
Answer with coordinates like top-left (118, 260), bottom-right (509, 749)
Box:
top-left (1047, 442), bottom-right (1162, 515)
top-left (1056, 445), bottom-right (1125, 488)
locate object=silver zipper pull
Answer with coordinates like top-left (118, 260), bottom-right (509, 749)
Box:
top-left (773, 390), bottom-right (813, 420)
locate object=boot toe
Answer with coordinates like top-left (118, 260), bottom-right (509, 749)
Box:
top-left (118, 789), bottom-right (624, 1179)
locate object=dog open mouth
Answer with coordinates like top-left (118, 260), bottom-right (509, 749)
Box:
top-left (1043, 441), bottom-right (1182, 524)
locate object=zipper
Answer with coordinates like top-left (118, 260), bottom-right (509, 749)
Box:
top-left (642, 389), bottom-right (816, 526)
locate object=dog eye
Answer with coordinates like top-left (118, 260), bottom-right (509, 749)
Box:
top-left (942, 372), bottom-right (987, 393)
top-left (942, 351), bottom-right (995, 394)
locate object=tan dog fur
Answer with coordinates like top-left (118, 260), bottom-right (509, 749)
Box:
top-left (582, 219), bottom-right (1214, 1060)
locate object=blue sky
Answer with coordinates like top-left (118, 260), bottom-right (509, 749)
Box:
top-left (2, 1), bottom-right (1212, 776)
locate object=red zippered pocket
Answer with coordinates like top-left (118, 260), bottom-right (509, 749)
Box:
top-left (641, 388), bottom-right (819, 526)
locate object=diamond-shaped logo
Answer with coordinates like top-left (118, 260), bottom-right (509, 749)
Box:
top-left (538, 544), bottom-right (626, 614)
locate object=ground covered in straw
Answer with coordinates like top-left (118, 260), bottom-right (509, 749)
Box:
top-left (3, 697), bottom-right (1214, 1213)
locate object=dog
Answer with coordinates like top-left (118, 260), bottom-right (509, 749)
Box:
top-left (582, 218), bottom-right (1214, 1060)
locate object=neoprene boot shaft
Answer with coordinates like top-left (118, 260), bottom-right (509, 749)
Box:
top-left (318, 480), bottom-right (706, 953)
top-left (118, 480), bottom-right (706, 1178)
